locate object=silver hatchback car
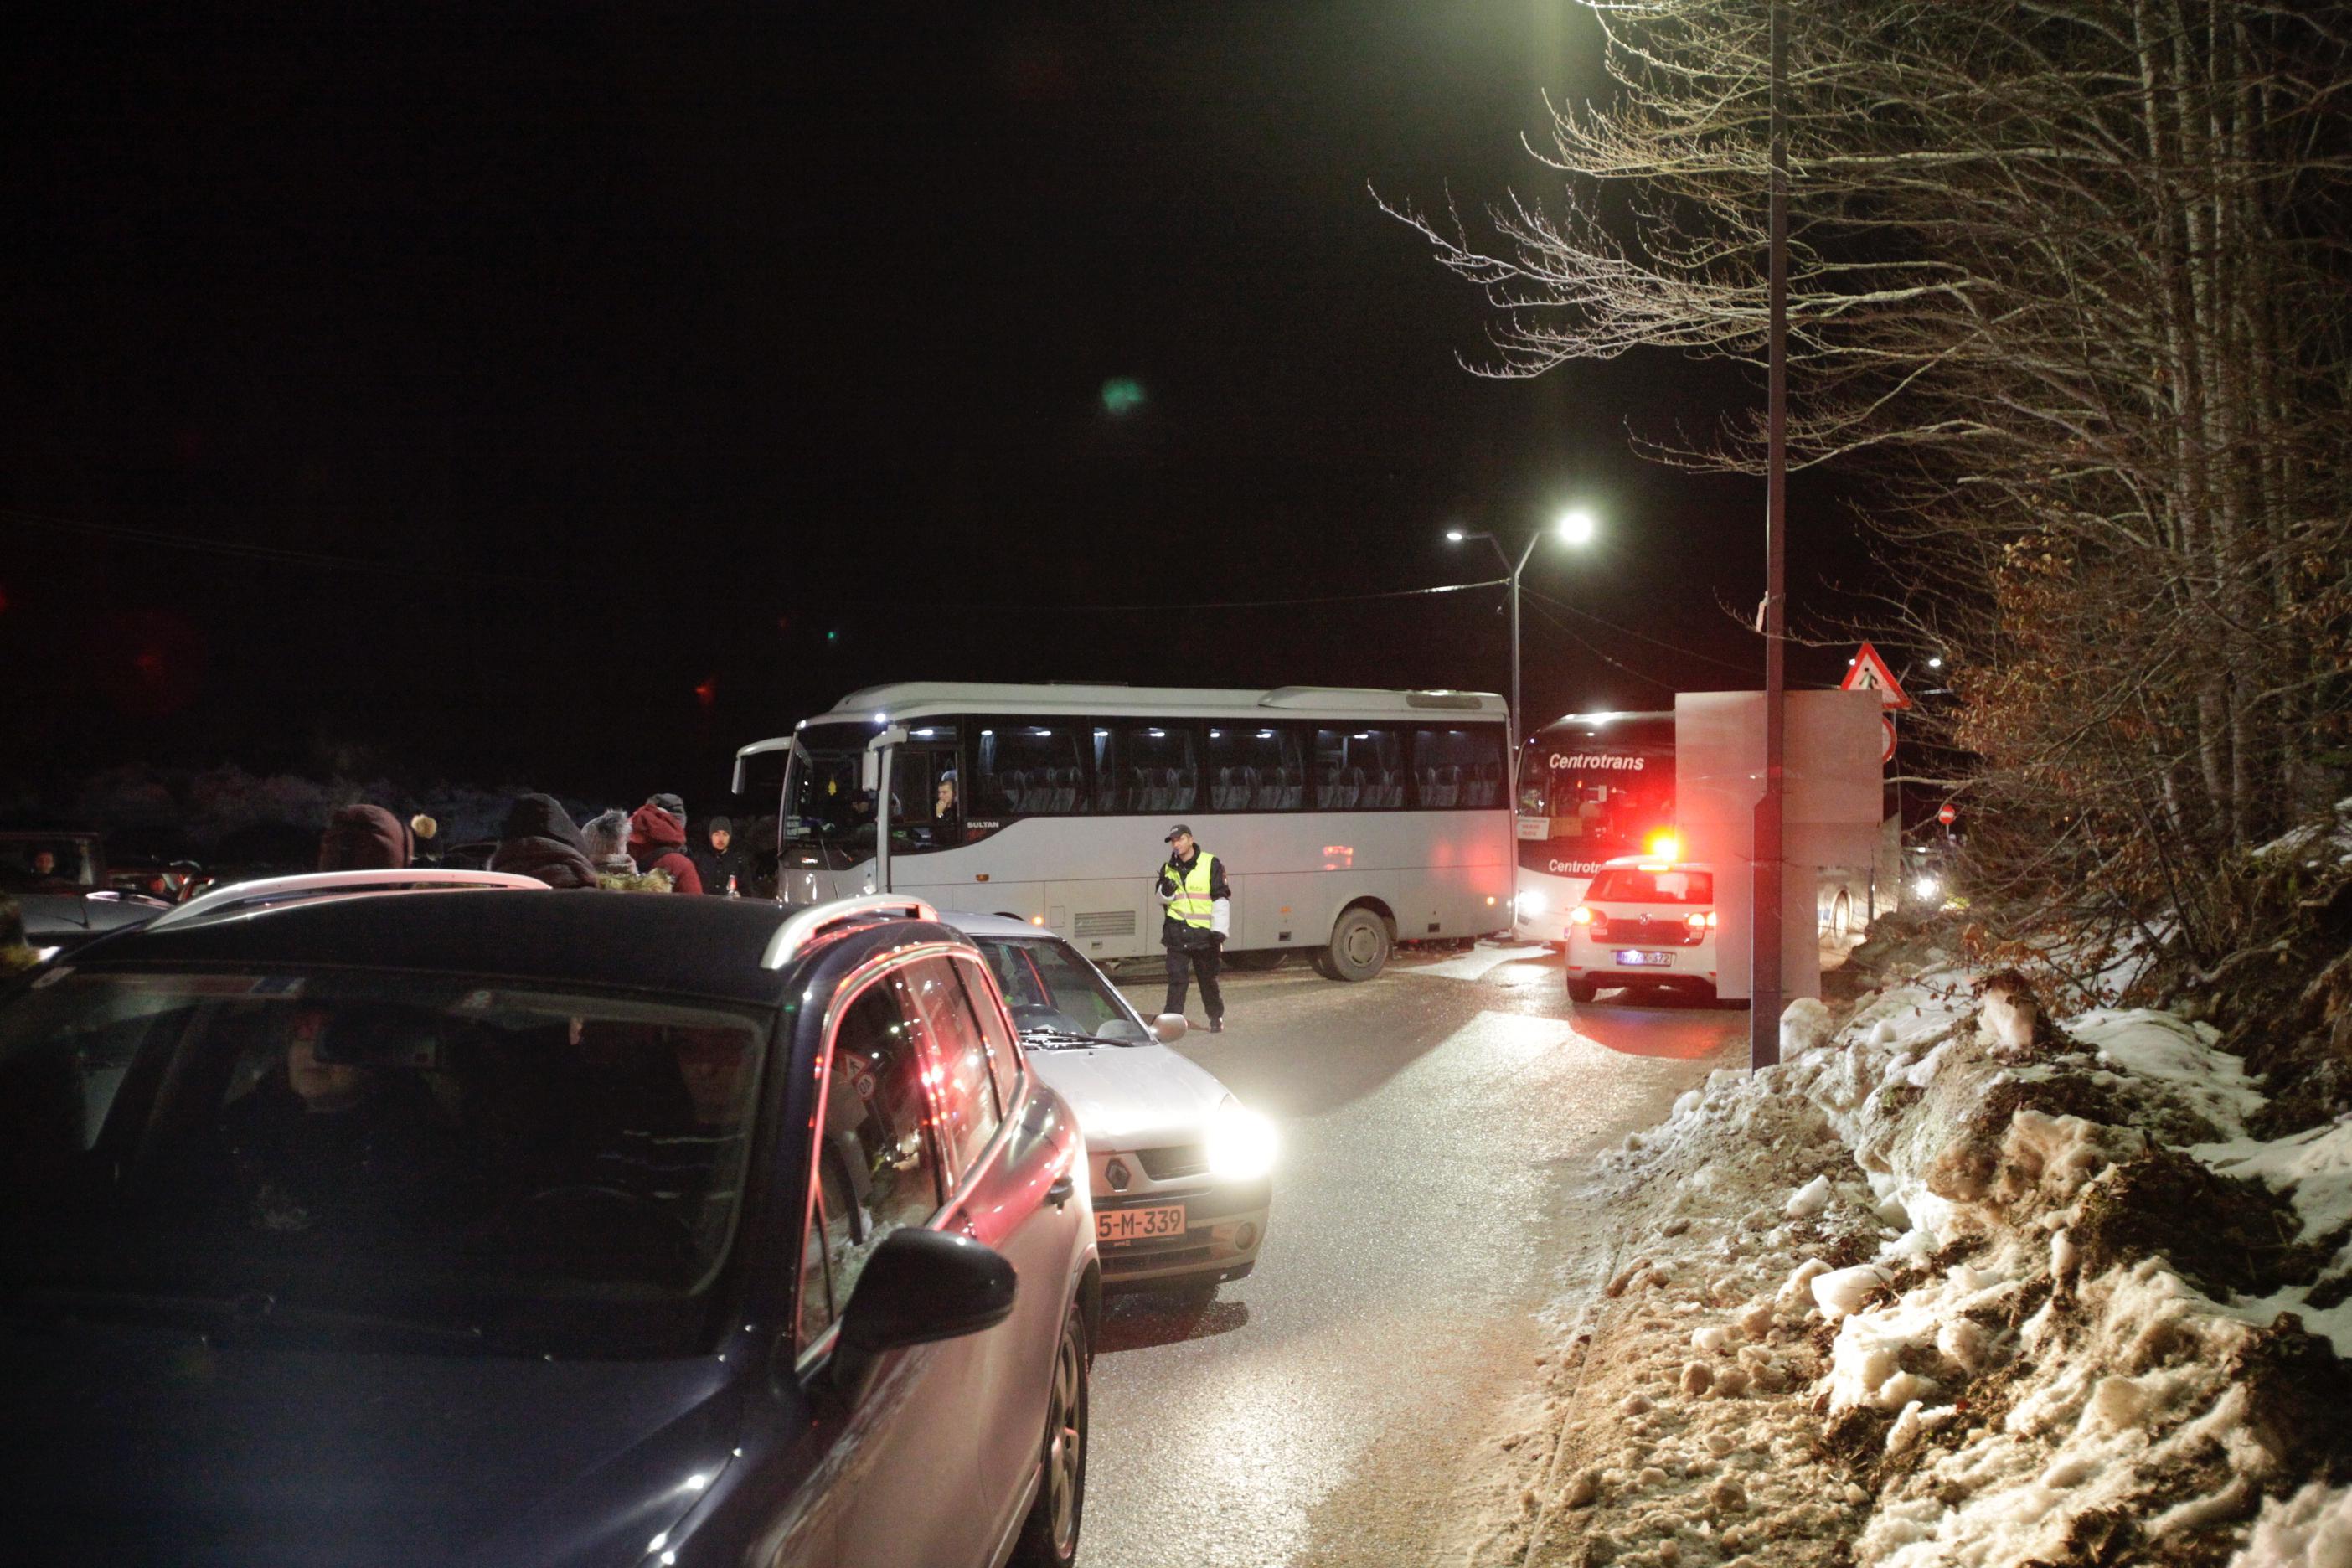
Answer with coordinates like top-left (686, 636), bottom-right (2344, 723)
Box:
top-left (943, 914), bottom-right (1276, 1292)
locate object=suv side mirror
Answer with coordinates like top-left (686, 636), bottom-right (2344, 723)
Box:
top-left (831, 1229), bottom-right (1016, 1400)
top-left (1152, 1013), bottom-right (1189, 1044)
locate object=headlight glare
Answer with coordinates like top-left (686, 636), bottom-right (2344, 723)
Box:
top-left (1205, 1096), bottom-right (1277, 1182)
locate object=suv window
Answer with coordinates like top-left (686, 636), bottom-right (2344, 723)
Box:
top-left (904, 957), bottom-right (1001, 1172)
top-left (814, 977), bottom-right (946, 1314)
top-left (1587, 868), bottom-right (1713, 904)
top-left (950, 957), bottom-right (1022, 1108)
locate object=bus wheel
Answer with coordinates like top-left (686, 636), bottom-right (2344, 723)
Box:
top-left (1318, 907), bottom-right (1390, 982)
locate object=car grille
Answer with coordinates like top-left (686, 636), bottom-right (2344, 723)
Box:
top-left (1137, 1144), bottom-right (1208, 1180)
top-left (1104, 1243), bottom-right (1214, 1274)
top-left (1599, 916), bottom-right (1704, 947)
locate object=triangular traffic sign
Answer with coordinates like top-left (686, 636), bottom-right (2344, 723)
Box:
top-left (1841, 641), bottom-right (1912, 710)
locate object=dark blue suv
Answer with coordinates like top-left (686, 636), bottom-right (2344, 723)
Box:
top-left (0, 880), bottom-right (1099, 1567)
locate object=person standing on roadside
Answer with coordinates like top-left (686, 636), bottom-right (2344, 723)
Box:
top-left (1155, 824), bottom-right (1230, 1033)
top-left (317, 805), bottom-right (410, 872)
top-left (690, 816), bottom-right (751, 897)
top-left (487, 795), bottom-right (598, 890)
top-left (627, 796), bottom-right (704, 895)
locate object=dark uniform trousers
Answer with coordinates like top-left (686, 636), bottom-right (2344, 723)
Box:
top-left (1163, 943), bottom-right (1223, 1023)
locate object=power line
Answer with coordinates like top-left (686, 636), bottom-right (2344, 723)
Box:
top-left (1519, 585), bottom-right (1759, 677)
top-left (3, 507), bottom-right (1507, 615)
top-left (1520, 600), bottom-right (1681, 694)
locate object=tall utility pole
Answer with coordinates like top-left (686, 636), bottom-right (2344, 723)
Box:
top-left (1751, 0), bottom-right (1790, 1070)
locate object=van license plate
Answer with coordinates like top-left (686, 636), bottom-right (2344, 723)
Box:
top-left (1098, 1204), bottom-right (1188, 1242)
top-left (1616, 950), bottom-right (1672, 967)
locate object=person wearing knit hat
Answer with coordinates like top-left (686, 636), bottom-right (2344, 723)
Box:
top-left (690, 814), bottom-right (751, 897)
top-left (581, 810), bottom-right (667, 892)
top-left (627, 799), bottom-right (703, 895)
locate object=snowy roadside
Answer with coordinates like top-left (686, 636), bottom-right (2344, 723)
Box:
top-left (1445, 950), bottom-right (2352, 1568)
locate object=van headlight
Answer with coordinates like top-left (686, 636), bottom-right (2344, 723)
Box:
top-left (1205, 1096), bottom-right (1277, 1182)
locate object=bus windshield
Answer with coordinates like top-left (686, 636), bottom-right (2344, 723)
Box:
top-left (1519, 715), bottom-right (1674, 872)
top-left (783, 721), bottom-right (881, 846)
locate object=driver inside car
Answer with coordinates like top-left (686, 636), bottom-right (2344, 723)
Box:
top-left (196, 1005), bottom-right (462, 1241)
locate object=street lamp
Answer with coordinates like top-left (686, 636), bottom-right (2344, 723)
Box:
top-left (1447, 508), bottom-right (1598, 805)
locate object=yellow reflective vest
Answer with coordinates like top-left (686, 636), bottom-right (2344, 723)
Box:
top-left (1162, 852), bottom-right (1218, 931)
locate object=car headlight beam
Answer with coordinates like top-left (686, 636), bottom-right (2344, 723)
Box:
top-left (1204, 1096), bottom-right (1277, 1182)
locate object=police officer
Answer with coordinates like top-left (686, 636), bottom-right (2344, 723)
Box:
top-left (1155, 824), bottom-right (1230, 1033)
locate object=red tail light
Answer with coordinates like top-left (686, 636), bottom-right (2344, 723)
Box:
top-left (1685, 910), bottom-right (1718, 930)
top-left (1569, 905), bottom-right (1596, 926)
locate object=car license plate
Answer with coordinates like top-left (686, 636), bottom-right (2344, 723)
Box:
top-left (1616, 949), bottom-right (1672, 967)
top-left (1097, 1204), bottom-right (1188, 1243)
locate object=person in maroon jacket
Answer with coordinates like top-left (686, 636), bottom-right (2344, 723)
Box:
top-left (317, 804), bottom-right (410, 872)
top-left (627, 797), bottom-right (704, 895)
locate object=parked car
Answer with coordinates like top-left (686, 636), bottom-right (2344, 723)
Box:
top-left (1, 827), bottom-right (168, 957)
top-left (0, 876), bottom-right (1098, 1568)
top-left (1563, 855), bottom-right (1720, 1004)
top-left (943, 911), bottom-right (1276, 1292)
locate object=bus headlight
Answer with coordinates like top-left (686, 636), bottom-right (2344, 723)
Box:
top-left (1517, 890), bottom-right (1547, 919)
top-left (1205, 1097), bottom-right (1277, 1182)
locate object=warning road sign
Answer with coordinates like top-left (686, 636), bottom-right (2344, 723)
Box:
top-left (1842, 642), bottom-right (1913, 710)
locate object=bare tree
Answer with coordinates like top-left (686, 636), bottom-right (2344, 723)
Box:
top-left (1385, 0), bottom-right (2352, 966)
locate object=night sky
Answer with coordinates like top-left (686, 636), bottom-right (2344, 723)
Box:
top-left (3, 4), bottom-right (1873, 809)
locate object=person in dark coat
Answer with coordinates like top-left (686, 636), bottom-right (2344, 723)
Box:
top-left (690, 816), bottom-right (752, 896)
top-left (627, 800), bottom-right (704, 895)
top-left (488, 794), bottom-right (599, 890)
top-left (317, 804), bottom-right (411, 872)
top-left (199, 1006), bottom-right (459, 1241)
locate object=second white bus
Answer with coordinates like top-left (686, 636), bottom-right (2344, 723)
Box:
top-left (735, 682), bottom-right (1514, 980)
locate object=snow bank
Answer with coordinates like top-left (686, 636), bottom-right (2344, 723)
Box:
top-left (1477, 951), bottom-right (2352, 1568)
top-left (2075, 1008), bottom-right (2267, 1137)
top-left (2231, 1481), bottom-right (2352, 1568)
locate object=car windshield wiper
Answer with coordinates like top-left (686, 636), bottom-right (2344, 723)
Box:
top-left (1018, 1027), bottom-right (1114, 1050)
top-left (10, 1285), bottom-right (493, 1349)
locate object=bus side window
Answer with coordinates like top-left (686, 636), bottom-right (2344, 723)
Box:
top-left (1318, 728), bottom-right (1400, 809)
top-left (1410, 726), bottom-right (1505, 809)
top-left (972, 720), bottom-right (1087, 818)
top-left (1205, 724), bottom-right (1303, 813)
top-left (1115, 722), bottom-right (1197, 816)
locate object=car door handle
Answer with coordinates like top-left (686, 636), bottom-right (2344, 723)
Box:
top-left (1046, 1174), bottom-right (1076, 1210)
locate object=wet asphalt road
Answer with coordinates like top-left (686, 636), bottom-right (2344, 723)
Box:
top-left (1084, 944), bottom-right (1748, 1568)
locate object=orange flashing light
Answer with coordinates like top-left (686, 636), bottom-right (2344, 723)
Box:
top-left (1643, 829), bottom-right (1683, 864)
top-left (1569, 906), bottom-right (1596, 926)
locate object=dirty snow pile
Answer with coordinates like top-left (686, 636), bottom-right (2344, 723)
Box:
top-left (1464, 957), bottom-right (2352, 1568)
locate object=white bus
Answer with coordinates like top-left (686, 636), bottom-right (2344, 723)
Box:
top-left (1511, 708), bottom-right (1881, 949)
top-left (1510, 711), bottom-right (1678, 944)
top-left (734, 682), bottom-right (1514, 980)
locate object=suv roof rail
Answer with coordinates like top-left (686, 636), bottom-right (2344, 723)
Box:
top-left (147, 869), bottom-right (548, 931)
top-left (763, 893), bottom-right (940, 970)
